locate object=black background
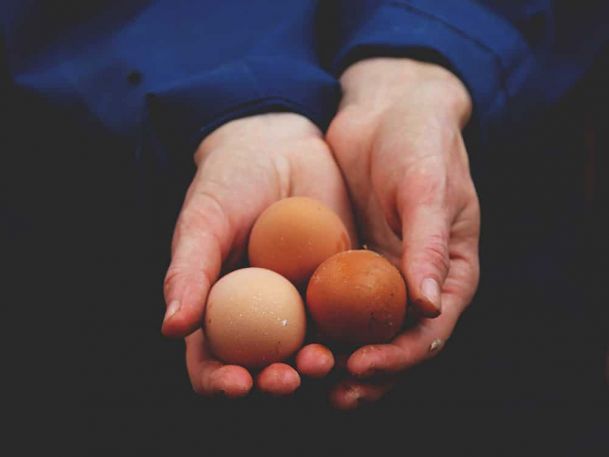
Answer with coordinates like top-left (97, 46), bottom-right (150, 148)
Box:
top-left (3, 44), bottom-right (608, 456)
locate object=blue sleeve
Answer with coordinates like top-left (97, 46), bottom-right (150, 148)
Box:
top-left (1, 0), bottom-right (340, 155)
top-left (321, 0), bottom-right (609, 141)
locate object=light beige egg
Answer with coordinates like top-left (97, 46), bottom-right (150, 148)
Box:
top-left (204, 267), bottom-right (306, 368)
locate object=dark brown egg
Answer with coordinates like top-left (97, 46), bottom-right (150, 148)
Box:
top-left (306, 250), bottom-right (407, 345)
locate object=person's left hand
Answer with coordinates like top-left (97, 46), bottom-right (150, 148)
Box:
top-left (306, 58), bottom-right (481, 409)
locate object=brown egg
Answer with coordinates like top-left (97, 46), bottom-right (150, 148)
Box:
top-left (204, 267), bottom-right (306, 368)
top-left (306, 250), bottom-right (407, 345)
top-left (248, 197), bottom-right (351, 287)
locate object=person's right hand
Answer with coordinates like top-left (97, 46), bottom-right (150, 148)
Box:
top-left (161, 113), bottom-right (355, 398)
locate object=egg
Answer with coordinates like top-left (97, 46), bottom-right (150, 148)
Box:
top-left (306, 250), bottom-right (407, 345)
top-left (204, 267), bottom-right (306, 368)
top-left (248, 197), bottom-right (351, 287)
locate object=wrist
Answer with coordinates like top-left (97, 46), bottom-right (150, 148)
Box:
top-left (339, 58), bottom-right (472, 127)
top-left (195, 112), bottom-right (322, 165)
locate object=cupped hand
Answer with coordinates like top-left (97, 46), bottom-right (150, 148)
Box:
top-left (321, 58), bottom-right (481, 409)
top-left (161, 113), bottom-right (354, 398)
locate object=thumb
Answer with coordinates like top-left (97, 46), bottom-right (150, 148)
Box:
top-left (162, 185), bottom-right (234, 338)
top-left (400, 198), bottom-right (450, 318)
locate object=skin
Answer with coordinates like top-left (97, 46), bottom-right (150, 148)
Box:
top-left (162, 112), bottom-right (353, 397)
top-left (318, 58), bottom-right (481, 409)
top-left (162, 58), bottom-right (481, 407)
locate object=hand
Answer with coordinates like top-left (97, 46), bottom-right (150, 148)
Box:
top-left (322, 58), bottom-right (480, 409)
top-left (161, 113), bottom-right (354, 397)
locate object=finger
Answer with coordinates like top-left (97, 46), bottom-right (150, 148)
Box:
top-left (347, 299), bottom-right (461, 378)
top-left (445, 204), bottom-right (481, 305)
top-left (398, 169), bottom-right (451, 317)
top-left (347, 231), bottom-right (479, 380)
top-left (162, 177), bottom-right (234, 338)
top-left (256, 363), bottom-right (301, 396)
top-left (295, 344), bottom-right (335, 378)
top-left (328, 378), bottom-right (395, 411)
top-left (185, 330), bottom-right (253, 398)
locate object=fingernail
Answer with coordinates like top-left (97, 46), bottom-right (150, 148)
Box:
top-left (164, 300), bottom-right (181, 322)
top-left (429, 338), bottom-right (444, 353)
top-left (421, 278), bottom-right (441, 312)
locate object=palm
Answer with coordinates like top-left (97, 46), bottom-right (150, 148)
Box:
top-left (162, 113), bottom-right (354, 397)
top-left (185, 121), bottom-right (355, 273)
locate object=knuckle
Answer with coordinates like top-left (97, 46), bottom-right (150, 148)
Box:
top-left (178, 186), bottom-right (229, 234)
top-left (462, 262), bottom-right (481, 306)
top-left (471, 258), bottom-right (481, 285)
top-left (401, 160), bottom-right (448, 203)
top-left (411, 234), bottom-right (450, 276)
top-left (163, 267), bottom-right (182, 299)
top-left (191, 371), bottom-right (219, 397)
top-left (175, 206), bottom-right (208, 237)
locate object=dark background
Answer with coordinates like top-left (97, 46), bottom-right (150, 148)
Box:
top-left (3, 45), bottom-right (608, 456)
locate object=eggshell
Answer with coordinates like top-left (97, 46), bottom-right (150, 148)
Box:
top-left (248, 197), bottom-right (351, 286)
top-left (306, 250), bottom-right (407, 345)
top-left (204, 267), bottom-right (306, 368)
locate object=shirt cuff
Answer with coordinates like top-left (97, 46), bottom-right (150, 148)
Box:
top-left (147, 56), bottom-right (340, 154)
top-left (330, 0), bottom-right (536, 135)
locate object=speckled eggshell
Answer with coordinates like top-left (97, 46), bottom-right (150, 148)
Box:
top-left (248, 197), bottom-right (351, 287)
top-left (306, 250), bottom-right (407, 345)
top-left (204, 267), bottom-right (306, 368)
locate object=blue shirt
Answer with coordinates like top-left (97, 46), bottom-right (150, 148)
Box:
top-left (2, 0), bottom-right (608, 159)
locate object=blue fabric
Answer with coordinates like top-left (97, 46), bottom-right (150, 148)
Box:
top-left (323, 0), bottom-right (609, 141)
top-left (1, 0), bottom-right (608, 155)
top-left (1, 0), bottom-right (339, 156)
